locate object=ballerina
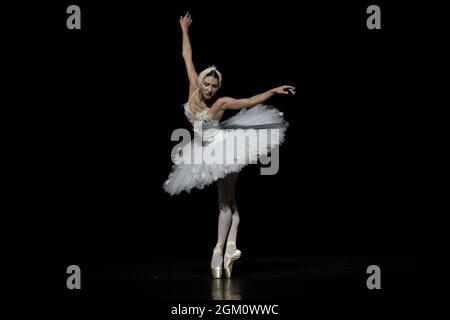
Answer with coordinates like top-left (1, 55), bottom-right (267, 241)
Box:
top-left (164, 11), bottom-right (296, 279)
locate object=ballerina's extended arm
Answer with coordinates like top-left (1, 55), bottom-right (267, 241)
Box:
top-left (179, 12), bottom-right (198, 89)
top-left (218, 85), bottom-right (296, 110)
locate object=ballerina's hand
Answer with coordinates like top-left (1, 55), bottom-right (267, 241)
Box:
top-left (179, 11), bottom-right (193, 30)
top-left (274, 85), bottom-right (296, 95)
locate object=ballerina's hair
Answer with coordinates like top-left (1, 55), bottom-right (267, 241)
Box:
top-left (198, 65), bottom-right (223, 88)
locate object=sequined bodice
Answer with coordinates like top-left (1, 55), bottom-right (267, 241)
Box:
top-left (184, 103), bottom-right (218, 124)
top-left (183, 102), bottom-right (221, 143)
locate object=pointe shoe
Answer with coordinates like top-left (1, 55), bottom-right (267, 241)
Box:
top-left (211, 266), bottom-right (222, 279)
top-left (224, 243), bottom-right (241, 279)
top-left (211, 244), bottom-right (224, 279)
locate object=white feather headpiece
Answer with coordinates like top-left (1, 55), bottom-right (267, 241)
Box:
top-left (198, 65), bottom-right (222, 87)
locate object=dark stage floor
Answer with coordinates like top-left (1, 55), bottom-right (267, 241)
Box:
top-left (72, 255), bottom-right (427, 300)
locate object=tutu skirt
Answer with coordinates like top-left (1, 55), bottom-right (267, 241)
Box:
top-left (163, 104), bottom-right (288, 195)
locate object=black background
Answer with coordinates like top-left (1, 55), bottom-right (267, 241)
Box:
top-left (2, 0), bottom-right (447, 302)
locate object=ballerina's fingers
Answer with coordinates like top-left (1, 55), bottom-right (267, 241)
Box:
top-left (281, 86), bottom-right (295, 95)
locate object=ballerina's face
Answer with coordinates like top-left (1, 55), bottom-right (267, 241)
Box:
top-left (200, 76), bottom-right (220, 99)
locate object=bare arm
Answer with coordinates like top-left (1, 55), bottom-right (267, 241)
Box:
top-left (179, 12), bottom-right (198, 88)
top-left (218, 85), bottom-right (296, 110)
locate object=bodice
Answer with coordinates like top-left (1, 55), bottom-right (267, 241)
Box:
top-left (183, 103), bottom-right (221, 143)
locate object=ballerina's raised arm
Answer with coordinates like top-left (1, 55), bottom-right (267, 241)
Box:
top-left (179, 12), bottom-right (198, 91)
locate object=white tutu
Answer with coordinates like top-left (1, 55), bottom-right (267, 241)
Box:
top-left (163, 103), bottom-right (289, 195)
